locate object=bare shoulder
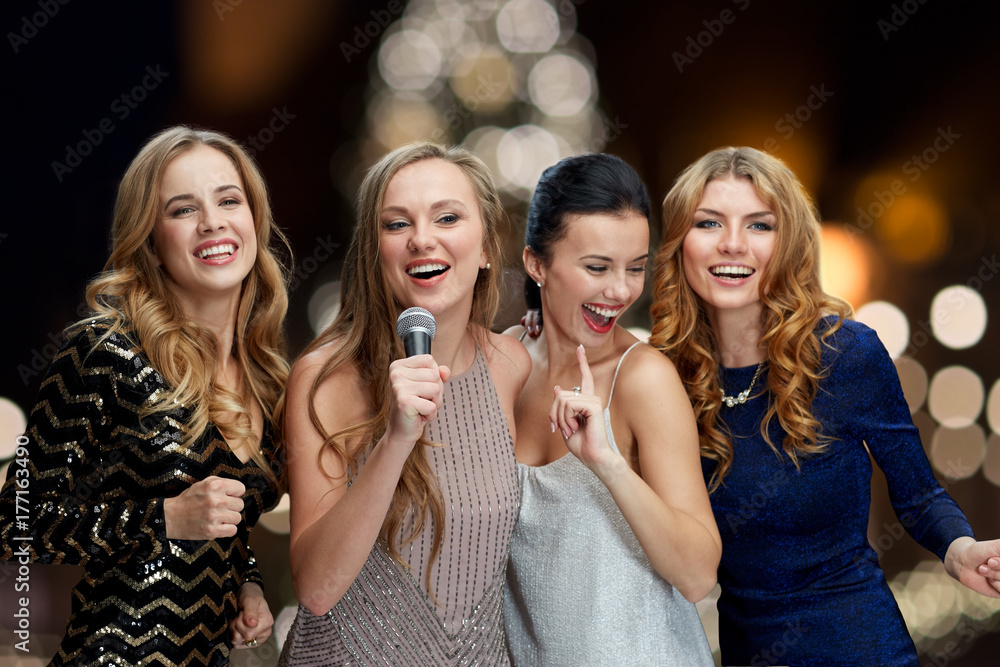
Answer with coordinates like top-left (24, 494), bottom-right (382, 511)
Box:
top-left (502, 323), bottom-right (526, 339)
top-left (614, 342), bottom-right (685, 404)
top-left (285, 342), bottom-right (369, 447)
top-left (482, 329), bottom-right (531, 394)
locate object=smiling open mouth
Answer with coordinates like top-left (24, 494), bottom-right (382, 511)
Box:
top-left (406, 262), bottom-right (449, 279)
top-left (197, 244), bottom-right (236, 260)
top-left (711, 265), bottom-right (754, 280)
top-left (582, 303), bottom-right (618, 331)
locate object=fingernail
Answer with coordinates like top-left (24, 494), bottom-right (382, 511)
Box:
top-left (562, 430), bottom-right (570, 439)
top-left (550, 421), bottom-right (556, 433)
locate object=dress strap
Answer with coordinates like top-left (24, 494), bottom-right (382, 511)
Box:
top-left (607, 341), bottom-right (643, 405)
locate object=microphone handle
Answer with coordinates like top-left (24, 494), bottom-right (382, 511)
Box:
top-left (404, 331), bottom-right (432, 357)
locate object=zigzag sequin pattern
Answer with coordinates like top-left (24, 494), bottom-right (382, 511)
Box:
top-left (0, 321), bottom-right (281, 666)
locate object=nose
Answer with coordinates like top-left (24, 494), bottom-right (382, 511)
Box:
top-left (200, 206), bottom-right (227, 234)
top-left (604, 269), bottom-right (631, 302)
top-left (718, 225), bottom-right (747, 255)
top-left (407, 219), bottom-right (437, 252)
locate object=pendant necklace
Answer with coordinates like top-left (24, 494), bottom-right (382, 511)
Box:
top-left (721, 360), bottom-right (766, 408)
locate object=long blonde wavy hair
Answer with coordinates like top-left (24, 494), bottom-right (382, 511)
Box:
top-left (281, 141), bottom-right (504, 576)
top-left (76, 125), bottom-right (291, 483)
top-left (649, 147), bottom-right (852, 491)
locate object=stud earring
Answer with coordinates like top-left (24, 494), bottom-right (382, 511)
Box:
top-left (536, 281), bottom-right (542, 287)
top-left (485, 262), bottom-right (490, 269)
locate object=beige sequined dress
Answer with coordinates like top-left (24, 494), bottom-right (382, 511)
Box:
top-left (279, 346), bottom-right (519, 666)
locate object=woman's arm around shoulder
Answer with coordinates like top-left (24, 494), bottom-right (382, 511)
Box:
top-left (611, 343), bottom-right (722, 601)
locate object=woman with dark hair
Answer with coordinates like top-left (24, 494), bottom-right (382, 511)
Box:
top-left (278, 141), bottom-right (530, 665)
top-left (503, 153), bottom-right (719, 665)
top-left (0, 125), bottom-right (291, 665)
top-left (649, 146), bottom-right (1000, 665)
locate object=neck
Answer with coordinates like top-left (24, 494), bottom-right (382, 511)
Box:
top-left (428, 305), bottom-right (475, 375)
top-left (705, 304), bottom-right (766, 367)
top-left (172, 290), bottom-right (241, 367)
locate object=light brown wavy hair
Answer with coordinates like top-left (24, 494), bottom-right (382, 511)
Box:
top-left (283, 141), bottom-right (504, 580)
top-left (649, 147), bottom-right (852, 491)
top-left (76, 125), bottom-right (291, 485)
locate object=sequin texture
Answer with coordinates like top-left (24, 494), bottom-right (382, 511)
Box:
top-left (279, 346), bottom-right (518, 666)
top-left (504, 342), bottom-right (714, 665)
top-left (0, 320), bottom-right (281, 666)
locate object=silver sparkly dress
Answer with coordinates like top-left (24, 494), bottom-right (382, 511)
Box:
top-left (504, 342), bottom-right (714, 666)
top-left (280, 347), bottom-right (519, 666)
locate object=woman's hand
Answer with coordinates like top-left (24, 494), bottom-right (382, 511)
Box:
top-left (550, 345), bottom-right (619, 474)
top-left (230, 582), bottom-right (274, 649)
top-left (945, 536), bottom-right (1000, 598)
top-left (520, 309), bottom-right (542, 338)
top-left (163, 476), bottom-right (245, 540)
top-left (384, 355), bottom-right (451, 449)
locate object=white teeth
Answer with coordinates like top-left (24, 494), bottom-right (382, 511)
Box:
top-left (197, 243), bottom-right (236, 259)
top-left (407, 263), bottom-right (448, 275)
top-left (711, 265), bottom-right (753, 277)
top-left (583, 304), bottom-right (618, 318)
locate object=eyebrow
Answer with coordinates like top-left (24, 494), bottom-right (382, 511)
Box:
top-left (581, 253), bottom-right (650, 263)
top-left (695, 207), bottom-right (775, 219)
top-left (162, 184), bottom-right (243, 213)
top-left (381, 199), bottom-right (470, 217)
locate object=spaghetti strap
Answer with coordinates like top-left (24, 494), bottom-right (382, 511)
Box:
top-left (607, 341), bottom-right (643, 404)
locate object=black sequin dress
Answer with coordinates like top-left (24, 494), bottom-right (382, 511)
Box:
top-left (0, 320), bottom-right (281, 666)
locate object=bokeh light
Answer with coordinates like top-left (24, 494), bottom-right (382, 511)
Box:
top-left (819, 224), bottom-right (873, 308)
top-left (927, 366), bottom-right (984, 428)
top-left (929, 285), bottom-right (988, 350)
top-left (495, 0), bottom-right (560, 53)
top-left (855, 300), bottom-right (909, 359)
top-left (308, 281), bottom-right (342, 334)
top-left (930, 424), bottom-right (986, 481)
top-left (983, 433), bottom-right (1000, 488)
top-left (527, 53), bottom-right (595, 117)
top-left (369, 93), bottom-right (443, 148)
top-left (894, 356), bottom-right (928, 414)
top-left (0, 397), bottom-right (28, 460)
top-left (988, 378), bottom-right (1000, 436)
top-left (257, 492), bottom-right (291, 534)
top-left (877, 193), bottom-right (949, 265)
top-left (496, 125), bottom-right (564, 196)
top-left (378, 29), bottom-right (445, 91)
top-left (449, 47), bottom-right (516, 112)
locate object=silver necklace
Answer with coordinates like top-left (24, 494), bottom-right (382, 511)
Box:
top-left (721, 360), bottom-right (766, 408)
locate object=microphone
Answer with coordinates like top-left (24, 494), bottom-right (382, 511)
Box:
top-left (396, 307), bottom-right (437, 357)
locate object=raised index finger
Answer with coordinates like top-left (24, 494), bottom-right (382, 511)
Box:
top-left (576, 344), bottom-right (595, 395)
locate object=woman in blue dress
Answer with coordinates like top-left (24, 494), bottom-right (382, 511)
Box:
top-left (647, 146), bottom-right (1000, 666)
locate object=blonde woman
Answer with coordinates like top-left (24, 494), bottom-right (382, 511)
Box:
top-left (0, 125), bottom-right (290, 665)
top-left (278, 142), bottom-right (529, 665)
top-left (650, 146), bottom-right (1000, 666)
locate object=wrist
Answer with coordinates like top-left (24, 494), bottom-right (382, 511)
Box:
top-left (592, 451), bottom-right (629, 484)
top-left (945, 536), bottom-right (975, 578)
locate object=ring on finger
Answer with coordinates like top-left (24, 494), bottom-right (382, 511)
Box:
top-left (572, 386), bottom-right (581, 396)
top-left (245, 637), bottom-right (258, 648)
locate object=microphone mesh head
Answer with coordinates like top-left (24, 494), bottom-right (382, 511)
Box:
top-left (396, 307), bottom-right (437, 339)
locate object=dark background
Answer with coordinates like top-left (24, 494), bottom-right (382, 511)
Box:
top-left (2, 1), bottom-right (999, 664)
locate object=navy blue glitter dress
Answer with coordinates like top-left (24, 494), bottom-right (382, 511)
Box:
top-left (704, 318), bottom-right (974, 667)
